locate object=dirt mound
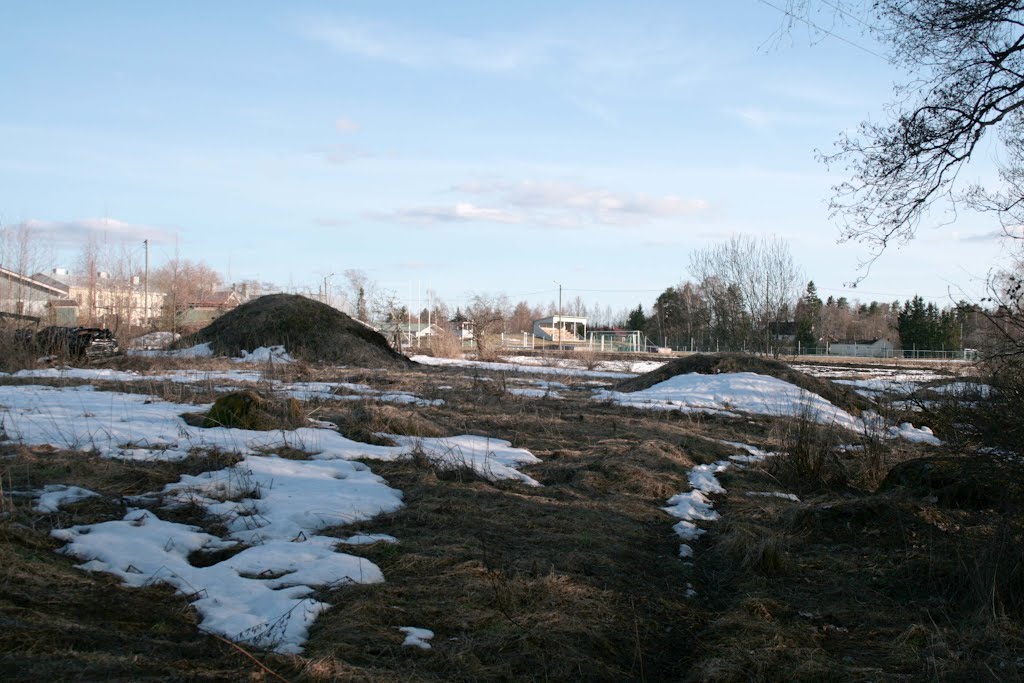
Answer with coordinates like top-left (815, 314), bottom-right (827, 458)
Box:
top-left (175, 294), bottom-right (412, 367)
top-left (613, 353), bottom-right (873, 415)
top-left (881, 454), bottom-right (1024, 510)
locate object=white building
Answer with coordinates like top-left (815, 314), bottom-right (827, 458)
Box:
top-left (69, 277), bottom-right (166, 327)
top-left (532, 315), bottom-right (588, 343)
top-left (828, 338), bottom-right (896, 358)
top-left (0, 267), bottom-right (69, 318)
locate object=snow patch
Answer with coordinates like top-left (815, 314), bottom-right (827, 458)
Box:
top-left (399, 626), bottom-right (434, 650)
top-left (53, 510), bottom-right (382, 654)
top-left (34, 484), bottom-right (100, 512)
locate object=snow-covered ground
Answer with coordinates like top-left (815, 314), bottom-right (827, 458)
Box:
top-left (0, 379), bottom-right (541, 653)
top-left (594, 371), bottom-right (941, 444)
top-left (410, 354), bottom-right (641, 379)
top-left (1, 347), bottom-right (956, 653)
top-left (793, 364), bottom-right (949, 383)
top-left (4, 365), bottom-right (442, 407)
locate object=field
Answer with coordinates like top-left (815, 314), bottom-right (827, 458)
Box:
top-left (1, 349), bottom-right (1021, 682)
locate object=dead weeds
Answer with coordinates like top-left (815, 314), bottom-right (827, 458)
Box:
top-left (3, 355), bottom-right (1018, 681)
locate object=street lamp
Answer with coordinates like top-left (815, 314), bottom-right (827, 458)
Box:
top-left (324, 273), bottom-right (334, 306)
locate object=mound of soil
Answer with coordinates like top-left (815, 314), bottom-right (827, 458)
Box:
top-left (881, 454), bottom-right (1024, 510)
top-left (613, 353), bottom-right (873, 415)
top-left (176, 294), bottom-right (412, 367)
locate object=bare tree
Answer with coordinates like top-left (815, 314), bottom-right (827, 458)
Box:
top-left (152, 256), bottom-right (224, 330)
top-left (779, 1), bottom-right (1024, 269)
top-left (343, 269), bottom-right (376, 322)
top-left (464, 293), bottom-right (511, 360)
top-left (371, 289), bottom-right (408, 353)
top-left (74, 234), bottom-right (102, 325)
top-left (509, 300), bottom-right (543, 333)
top-left (689, 235), bottom-right (803, 352)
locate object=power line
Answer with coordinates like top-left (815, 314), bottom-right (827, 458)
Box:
top-left (755, 0), bottom-right (892, 64)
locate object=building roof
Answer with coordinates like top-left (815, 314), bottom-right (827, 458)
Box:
top-left (0, 266), bottom-right (69, 297)
top-left (189, 290), bottom-right (240, 307)
top-left (534, 315), bottom-right (588, 325)
top-left (30, 272), bottom-right (71, 294)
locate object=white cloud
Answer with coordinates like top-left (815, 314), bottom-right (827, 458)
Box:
top-left (313, 217), bottom-right (351, 228)
top-left (335, 117), bottom-right (359, 133)
top-left (306, 21), bottom-right (541, 72)
top-left (389, 202), bottom-right (522, 225)
top-left (453, 179), bottom-right (709, 226)
top-left (958, 226), bottom-right (1024, 243)
top-left (19, 218), bottom-right (177, 245)
top-left (301, 15), bottom-right (720, 92)
top-left (319, 144), bottom-right (372, 165)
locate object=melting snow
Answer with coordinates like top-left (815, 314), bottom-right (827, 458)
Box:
top-left (53, 510), bottom-right (383, 654)
top-left (410, 354), bottom-right (636, 380)
top-left (399, 626), bottom-right (434, 650)
top-left (0, 383), bottom-right (542, 652)
top-left (596, 372), bottom-right (941, 444)
top-left (34, 484), bottom-right (100, 512)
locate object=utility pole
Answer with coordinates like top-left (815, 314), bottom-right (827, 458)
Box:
top-left (765, 271), bottom-right (770, 355)
top-left (143, 239), bottom-right (149, 330)
top-left (554, 281), bottom-right (563, 343)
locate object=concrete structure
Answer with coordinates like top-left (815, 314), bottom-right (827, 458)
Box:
top-left (828, 338), bottom-right (896, 358)
top-left (533, 315), bottom-right (588, 343)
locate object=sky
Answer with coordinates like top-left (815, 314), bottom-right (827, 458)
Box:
top-left (0, 1), bottom-right (1013, 315)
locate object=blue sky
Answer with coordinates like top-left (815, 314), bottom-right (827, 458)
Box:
top-left (0, 1), bottom-right (1010, 314)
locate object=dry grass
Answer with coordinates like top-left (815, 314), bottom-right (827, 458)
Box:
top-left (687, 407), bottom-right (1024, 681)
top-left (323, 402), bottom-right (445, 446)
top-left (0, 443), bottom-right (286, 681)
top-left (2, 350), bottom-right (1019, 680)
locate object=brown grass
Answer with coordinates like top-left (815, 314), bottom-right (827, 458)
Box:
top-left (2, 351), bottom-right (1018, 680)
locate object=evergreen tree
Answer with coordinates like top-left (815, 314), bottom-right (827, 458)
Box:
top-left (626, 304), bottom-right (646, 331)
top-left (795, 281), bottom-right (823, 351)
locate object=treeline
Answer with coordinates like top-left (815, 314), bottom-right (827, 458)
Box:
top-left (625, 279), bottom-right (983, 352)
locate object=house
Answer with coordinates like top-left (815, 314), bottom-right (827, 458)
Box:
top-left (177, 290), bottom-right (241, 327)
top-left (398, 322), bottom-right (445, 346)
top-left (828, 338), bottom-right (895, 358)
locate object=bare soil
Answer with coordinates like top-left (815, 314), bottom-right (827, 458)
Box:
top-left (175, 294), bottom-right (413, 368)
